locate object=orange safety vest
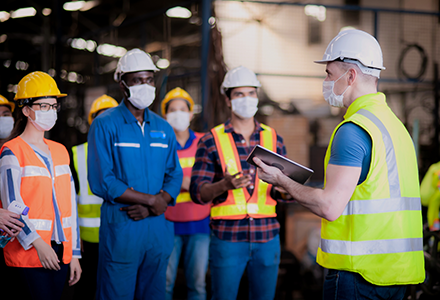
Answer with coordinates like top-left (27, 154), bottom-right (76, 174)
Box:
top-left (1, 137), bottom-right (73, 267)
top-left (210, 123), bottom-right (277, 220)
top-left (165, 132), bottom-right (211, 222)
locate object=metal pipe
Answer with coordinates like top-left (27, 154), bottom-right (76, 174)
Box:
top-left (220, 0), bottom-right (440, 16)
top-left (201, 0), bottom-right (212, 129)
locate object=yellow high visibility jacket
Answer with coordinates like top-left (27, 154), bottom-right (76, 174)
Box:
top-left (420, 161), bottom-right (440, 230)
top-left (72, 142), bottom-right (103, 243)
top-left (317, 93), bottom-right (425, 285)
top-left (210, 123), bottom-right (277, 220)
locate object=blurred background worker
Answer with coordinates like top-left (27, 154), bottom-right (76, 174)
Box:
top-left (0, 71), bottom-right (81, 300)
top-left (0, 95), bottom-right (15, 147)
top-left (420, 162), bottom-right (440, 231)
top-left (190, 66), bottom-right (287, 300)
top-left (254, 29), bottom-right (425, 300)
top-left (162, 88), bottom-right (211, 300)
top-left (71, 94), bottom-right (118, 299)
top-left (0, 94), bottom-right (23, 286)
top-left (87, 48), bottom-right (182, 300)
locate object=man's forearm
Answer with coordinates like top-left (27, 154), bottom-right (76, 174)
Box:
top-left (199, 180), bottom-right (227, 204)
top-left (115, 188), bottom-right (154, 206)
top-left (278, 175), bottom-right (329, 219)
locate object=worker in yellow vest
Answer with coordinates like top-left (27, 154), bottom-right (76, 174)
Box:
top-left (254, 29), bottom-right (425, 299)
top-left (71, 94), bottom-right (118, 299)
top-left (190, 66), bottom-right (287, 300)
top-left (162, 87), bottom-right (211, 300)
top-left (420, 162), bottom-right (440, 231)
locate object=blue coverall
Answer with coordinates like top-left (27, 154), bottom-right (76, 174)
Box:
top-left (87, 100), bottom-right (183, 300)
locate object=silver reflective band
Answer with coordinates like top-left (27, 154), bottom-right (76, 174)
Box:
top-left (78, 217), bottom-right (101, 228)
top-left (150, 143), bottom-right (168, 148)
top-left (75, 144), bottom-right (89, 197)
top-left (320, 237), bottom-right (423, 256)
top-left (55, 165), bottom-right (70, 177)
top-left (78, 194), bottom-right (103, 205)
top-left (114, 143), bottom-right (140, 148)
top-left (30, 219), bottom-right (52, 231)
top-left (357, 109), bottom-right (401, 198)
top-left (22, 166), bottom-right (51, 178)
top-left (63, 216), bottom-right (72, 228)
top-left (342, 197), bottom-right (421, 215)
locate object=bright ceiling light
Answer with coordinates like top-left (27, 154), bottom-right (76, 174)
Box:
top-left (97, 43), bottom-right (127, 58)
top-left (63, 1), bottom-right (98, 12)
top-left (42, 8), bottom-right (52, 16)
top-left (156, 58), bottom-right (170, 69)
top-left (63, 1), bottom-right (85, 11)
top-left (166, 6), bottom-right (192, 19)
top-left (11, 7), bottom-right (37, 19)
top-left (71, 38), bottom-right (87, 50)
top-left (304, 5), bottom-right (326, 22)
top-left (0, 11), bottom-right (10, 22)
top-left (86, 40), bottom-right (97, 52)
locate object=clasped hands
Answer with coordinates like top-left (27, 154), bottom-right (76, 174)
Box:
top-left (120, 190), bottom-right (169, 221)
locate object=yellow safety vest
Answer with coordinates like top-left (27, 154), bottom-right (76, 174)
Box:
top-left (420, 162), bottom-right (440, 230)
top-left (72, 142), bottom-right (103, 243)
top-left (317, 93), bottom-right (425, 285)
top-left (210, 123), bottom-right (277, 220)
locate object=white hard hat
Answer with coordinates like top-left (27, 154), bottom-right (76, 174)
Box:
top-left (221, 66), bottom-right (261, 95)
top-left (114, 48), bottom-right (159, 82)
top-left (315, 29), bottom-right (385, 78)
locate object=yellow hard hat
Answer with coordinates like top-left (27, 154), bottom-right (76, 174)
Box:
top-left (161, 87), bottom-right (194, 116)
top-left (14, 71), bottom-right (67, 107)
top-left (0, 94), bottom-right (15, 112)
top-left (88, 94), bottom-right (118, 124)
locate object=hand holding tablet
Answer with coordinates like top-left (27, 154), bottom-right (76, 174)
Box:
top-left (246, 145), bottom-right (314, 184)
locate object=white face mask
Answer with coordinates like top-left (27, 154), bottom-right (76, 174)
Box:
top-left (124, 82), bottom-right (156, 110)
top-left (231, 96), bottom-right (259, 119)
top-left (28, 108), bottom-right (57, 132)
top-left (166, 111), bottom-right (191, 132)
top-left (322, 70), bottom-right (350, 108)
top-left (0, 116), bottom-right (14, 139)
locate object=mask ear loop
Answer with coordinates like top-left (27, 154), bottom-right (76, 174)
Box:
top-left (121, 80), bottom-right (131, 99)
top-left (334, 70), bottom-right (351, 96)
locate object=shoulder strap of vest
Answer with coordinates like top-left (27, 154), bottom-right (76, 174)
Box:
top-left (259, 123), bottom-right (277, 152)
top-left (211, 124), bottom-right (241, 175)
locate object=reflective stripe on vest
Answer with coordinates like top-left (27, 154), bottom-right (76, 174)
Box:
top-left (176, 192), bottom-right (192, 204)
top-left (165, 132), bottom-right (211, 222)
top-left (1, 137), bottom-right (74, 268)
top-left (317, 93), bottom-right (424, 285)
top-left (210, 123), bottom-right (277, 220)
top-left (72, 142), bottom-right (103, 243)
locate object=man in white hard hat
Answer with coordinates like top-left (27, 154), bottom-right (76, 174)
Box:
top-left (254, 29), bottom-right (425, 299)
top-left (87, 48), bottom-right (183, 300)
top-left (190, 66), bottom-right (287, 300)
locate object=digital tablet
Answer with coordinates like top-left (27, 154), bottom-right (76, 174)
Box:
top-left (246, 145), bottom-right (314, 184)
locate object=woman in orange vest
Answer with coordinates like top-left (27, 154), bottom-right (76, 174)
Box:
top-left (0, 72), bottom-right (81, 300)
top-left (162, 88), bottom-right (211, 300)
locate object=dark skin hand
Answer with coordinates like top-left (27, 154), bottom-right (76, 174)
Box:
top-left (118, 188), bottom-right (172, 221)
top-left (199, 166), bottom-right (252, 204)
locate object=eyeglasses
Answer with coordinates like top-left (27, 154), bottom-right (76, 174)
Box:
top-left (31, 103), bottom-right (61, 112)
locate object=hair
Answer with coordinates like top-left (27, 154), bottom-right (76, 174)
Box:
top-left (224, 88), bottom-right (232, 99)
top-left (337, 60), bottom-right (378, 85)
top-left (165, 99), bottom-right (191, 114)
top-left (7, 106), bottom-right (28, 142)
